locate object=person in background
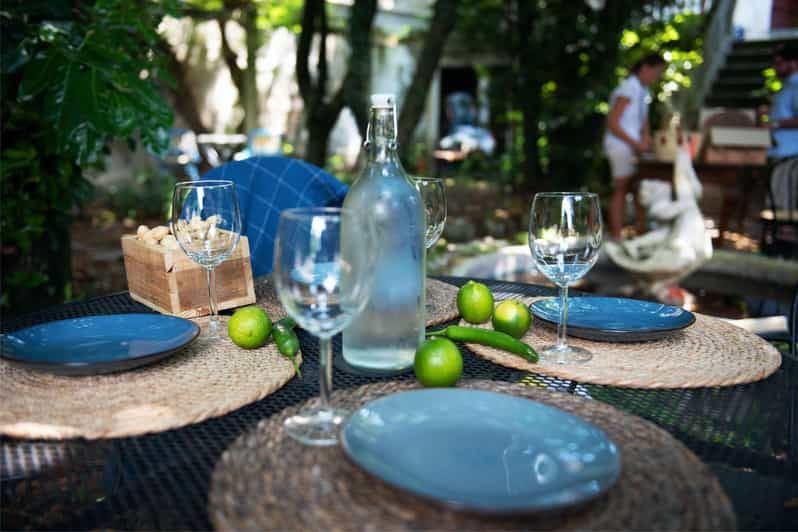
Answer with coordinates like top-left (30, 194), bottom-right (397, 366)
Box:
top-left (767, 42), bottom-right (798, 165)
top-left (604, 53), bottom-right (667, 239)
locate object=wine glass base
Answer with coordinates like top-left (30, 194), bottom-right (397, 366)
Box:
top-left (204, 317), bottom-right (221, 340)
top-left (283, 406), bottom-right (349, 446)
top-left (539, 344), bottom-right (592, 365)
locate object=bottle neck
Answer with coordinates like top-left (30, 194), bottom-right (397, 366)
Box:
top-left (365, 107), bottom-right (398, 164)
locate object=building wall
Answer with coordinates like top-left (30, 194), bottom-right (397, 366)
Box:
top-left (770, 0), bottom-right (798, 30)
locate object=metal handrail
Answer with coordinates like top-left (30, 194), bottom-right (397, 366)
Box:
top-left (680, 0), bottom-right (737, 128)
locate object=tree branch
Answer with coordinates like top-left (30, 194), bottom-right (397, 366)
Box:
top-left (397, 0), bottom-right (459, 158)
top-left (157, 37), bottom-right (208, 133)
top-left (318, 0), bottom-right (329, 101)
top-left (296, 0), bottom-right (320, 106)
top-left (217, 16), bottom-right (244, 94)
top-left (340, 0), bottom-right (378, 134)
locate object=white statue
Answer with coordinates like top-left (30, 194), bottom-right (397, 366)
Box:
top-left (605, 145), bottom-right (713, 293)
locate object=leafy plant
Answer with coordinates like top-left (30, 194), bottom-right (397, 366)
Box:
top-left (1, 0), bottom-right (177, 314)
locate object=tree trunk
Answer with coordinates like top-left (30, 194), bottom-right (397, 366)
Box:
top-left (397, 0), bottom-right (459, 163)
top-left (218, 3), bottom-right (262, 133)
top-left (342, 0), bottom-right (378, 135)
top-left (159, 38), bottom-right (209, 133)
top-left (296, 0), bottom-right (377, 167)
top-left (516, 0), bottom-right (545, 193)
top-left (241, 8), bottom-right (261, 131)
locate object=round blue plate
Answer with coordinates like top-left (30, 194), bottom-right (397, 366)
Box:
top-left (530, 296), bottom-right (695, 342)
top-left (341, 388), bottom-right (620, 514)
top-left (0, 314), bottom-right (200, 376)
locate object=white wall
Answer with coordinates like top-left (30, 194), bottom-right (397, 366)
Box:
top-left (733, 0), bottom-right (773, 40)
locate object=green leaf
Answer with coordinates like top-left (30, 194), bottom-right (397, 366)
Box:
top-left (44, 62), bottom-right (107, 164)
top-left (18, 50), bottom-right (62, 101)
top-left (1, 45), bottom-right (30, 75)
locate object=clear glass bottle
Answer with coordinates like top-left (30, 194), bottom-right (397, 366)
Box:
top-left (341, 94), bottom-right (426, 371)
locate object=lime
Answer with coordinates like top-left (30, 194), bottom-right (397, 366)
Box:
top-left (492, 300), bottom-right (532, 338)
top-left (228, 306), bottom-right (272, 349)
top-left (414, 338), bottom-right (463, 387)
top-left (457, 280), bottom-right (494, 324)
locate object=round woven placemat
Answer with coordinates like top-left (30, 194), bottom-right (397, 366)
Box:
top-left (210, 379), bottom-right (735, 531)
top-left (255, 276), bottom-right (459, 327)
top-left (466, 296), bottom-right (781, 388)
top-left (0, 316), bottom-right (301, 440)
top-left (425, 278), bottom-right (460, 326)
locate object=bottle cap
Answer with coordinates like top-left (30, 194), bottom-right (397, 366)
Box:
top-left (370, 93), bottom-right (395, 108)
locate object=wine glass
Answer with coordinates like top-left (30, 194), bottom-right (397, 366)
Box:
top-left (273, 207), bottom-right (375, 446)
top-left (412, 176), bottom-right (446, 315)
top-left (412, 176), bottom-right (447, 249)
top-left (171, 180), bottom-right (242, 339)
top-left (529, 192), bottom-right (602, 364)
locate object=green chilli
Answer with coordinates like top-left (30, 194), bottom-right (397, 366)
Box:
top-left (426, 325), bottom-right (539, 363)
top-left (272, 317), bottom-right (302, 378)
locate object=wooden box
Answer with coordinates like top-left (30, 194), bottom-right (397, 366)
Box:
top-left (121, 235), bottom-right (255, 318)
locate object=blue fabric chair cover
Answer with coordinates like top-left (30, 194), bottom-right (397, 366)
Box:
top-left (201, 156), bottom-right (348, 276)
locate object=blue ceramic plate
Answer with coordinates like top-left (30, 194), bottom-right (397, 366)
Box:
top-left (341, 389), bottom-right (620, 514)
top-left (530, 297), bottom-right (695, 342)
top-left (0, 314), bottom-right (200, 376)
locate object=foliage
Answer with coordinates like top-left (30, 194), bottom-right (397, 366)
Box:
top-left (618, 11), bottom-right (706, 130)
top-left (99, 169), bottom-right (180, 223)
top-left (180, 0), bottom-right (303, 132)
top-left (185, 0), bottom-right (303, 33)
top-left (1, 0), bottom-right (177, 313)
top-left (450, 0), bottom-right (705, 194)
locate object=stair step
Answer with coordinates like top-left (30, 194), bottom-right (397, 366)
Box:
top-left (725, 54), bottom-right (771, 66)
top-left (705, 96), bottom-right (769, 108)
top-left (712, 77), bottom-right (766, 87)
top-left (732, 37), bottom-right (798, 52)
top-left (718, 65), bottom-right (768, 78)
top-left (727, 49), bottom-right (775, 61)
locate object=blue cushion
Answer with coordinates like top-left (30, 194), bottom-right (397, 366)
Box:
top-left (201, 156), bottom-right (348, 276)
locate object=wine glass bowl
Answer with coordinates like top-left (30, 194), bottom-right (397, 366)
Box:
top-left (273, 207), bottom-right (375, 445)
top-left (171, 180), bottom-right (242, 339)
top-left (529, 192), bottom-right (602, 364)
top-left (412, 176), bottom-right (447, 249)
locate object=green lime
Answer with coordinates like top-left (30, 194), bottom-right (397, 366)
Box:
top-left (457, 280), bottom-right (494, 324)
top-left (228, 306), bottom-right (272, 349)
top-left (492, 300), bottom-right (532, 338)
top-left (414, 338), bottom-right (463, 387)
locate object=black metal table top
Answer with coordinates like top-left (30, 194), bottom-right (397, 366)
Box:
top-left (1, 277), bottom-right (796, 530)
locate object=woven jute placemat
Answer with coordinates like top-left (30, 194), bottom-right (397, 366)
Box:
top-left (210, 379), bottom-right (735, 531)
top-left (255, 276), bottom-right (459, 327)
top-left (465, 296), bottom-right (781, 388)
top-left (425, 278), bottom-right (460, 326)
top-left (0, 317), bottom-right (301, 440)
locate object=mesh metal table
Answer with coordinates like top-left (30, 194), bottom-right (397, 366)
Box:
top-left (1, 278), bottom-right (796, 530)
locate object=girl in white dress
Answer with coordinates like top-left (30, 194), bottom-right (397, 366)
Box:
top-left (604, 53), bottom-right (667, 238)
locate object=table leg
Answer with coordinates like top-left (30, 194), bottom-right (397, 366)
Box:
top-left (718, 191), bottom-right (733, 248)
top-left (633, 179), bottom-right (646, 234)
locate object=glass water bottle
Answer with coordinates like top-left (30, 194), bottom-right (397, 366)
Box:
top-left (341, 94), bottom-right (426, 371)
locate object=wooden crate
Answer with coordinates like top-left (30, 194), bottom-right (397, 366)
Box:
top-left (121, 235), bottom-right (255, 318)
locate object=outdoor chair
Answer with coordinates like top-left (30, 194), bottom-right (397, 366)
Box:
top-left (760, 157), bottom-right (798, 259)
top-left (163, 128), bottom-right (202, 180)
top-left (200, 156), bottom-right (348, 276)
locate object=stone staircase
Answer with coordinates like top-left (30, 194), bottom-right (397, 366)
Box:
top-left (705, 37), bottom-right (798, 109)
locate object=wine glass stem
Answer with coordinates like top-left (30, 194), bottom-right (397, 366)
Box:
top-left (318, 336), bottom-right (333, 409)
top-left (556, 285), bottom-right (569, 350)
top-left (206, 267), bottom-right (219, 334)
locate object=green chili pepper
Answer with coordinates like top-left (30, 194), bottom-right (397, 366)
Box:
top-left (427, 326), bottom-right (539, 363)
top-left (273, 317), bottom-right (301, 378)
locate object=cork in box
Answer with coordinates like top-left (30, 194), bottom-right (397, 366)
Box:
top-left (121, 235), bottom-right (255, 318)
